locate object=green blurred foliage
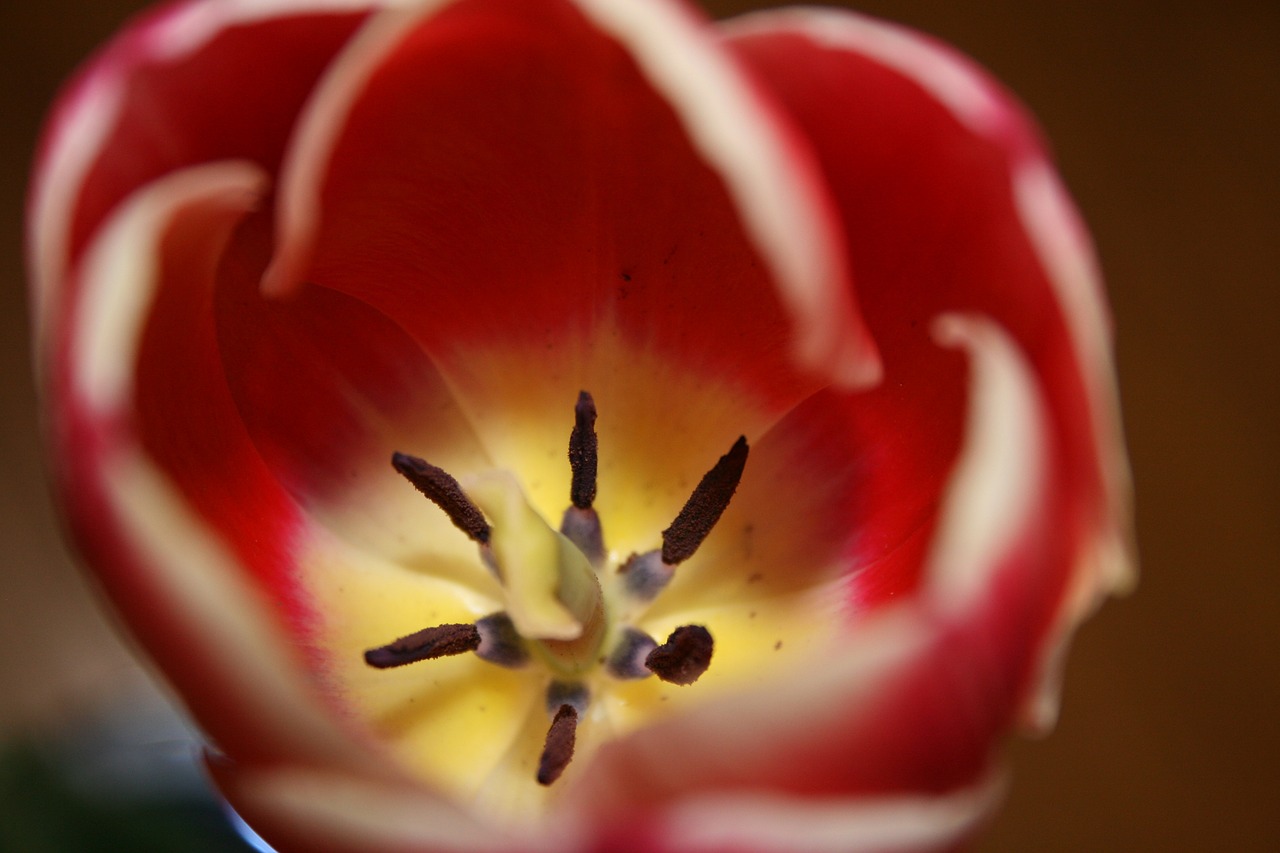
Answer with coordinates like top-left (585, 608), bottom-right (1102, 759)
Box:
top-left (0, 742), bottom-right (250, 853)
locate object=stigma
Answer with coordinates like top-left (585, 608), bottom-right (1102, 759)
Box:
top-left (364, 391), bottom-right (748, 785)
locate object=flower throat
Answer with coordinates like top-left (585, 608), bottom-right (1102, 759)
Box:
top-left (364, 391), bottom-right (748, 786)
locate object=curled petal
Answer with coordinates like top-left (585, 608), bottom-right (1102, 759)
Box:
top-left (568, 0), bottom-right (880, 388)
top-left (650, 770), bottom-right (1004, 853)
top-left (924, 315), bottom-right (1046, 614)
top-left (30, 0), bottom-right (382, 359)
top-left (724, 7), bottom-right (1134, 729)
top-left (60, 161), bottom-right (372, 770)
top-left (210, 758), bottom-right (544, 853)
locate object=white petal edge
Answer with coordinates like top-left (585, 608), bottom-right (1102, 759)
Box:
top-left (661, 769), bottom-right (1004, 853)
top-left (924, 314), bottom-right (1047, 615)
top-left (219, 764), bottom-right (554, 853)
top-left (264, 0), bottom-right (881, 388)
top-left (720, 8), bottom-right (1007, 137)
top-left (71, 161), bottom-right (380, 774)
top-left (572, 0), bottom-right (879, 388)
top-left (723, 5), bottom-right (1135, 730)
top-left (30, 64), bottom-right (121, 361)
top-left (74, 161), bottom-right (264, 411)
top-left (1013, 161), bottom-right (1136, 730)
top-left (261, 0), bottom-right (449, 299)
top-left (29, 0), bottom-right (393, 365)
top-left (101, 446), bottom-right (378, 772)
top-left (152, 0), bottom-right (410, 61)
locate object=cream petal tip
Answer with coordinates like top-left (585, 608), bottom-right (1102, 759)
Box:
top-left (661, 768), bottom-right (1006, 853)
top-left (74, 161), bottom-right (268, 414)
top-left (924, 313), bottom-right (1047, 615)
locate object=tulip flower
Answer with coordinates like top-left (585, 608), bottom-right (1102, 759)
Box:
top-left (29, 0), bottom-right (1133, 850)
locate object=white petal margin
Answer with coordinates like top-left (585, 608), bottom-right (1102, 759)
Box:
top-left (924, 314), bottom-right (1047, 616)
top-left (28, 0), bottom-right (396, 366)
top-left (71, 161), bottom-right (379, 772)
top-left (571, 0), bottom-right (879, 388)
top-left (215, 764), bottom-right (571, 853)
top-left (661, 770), bottom-right (1004, 853)
top-left (1013, 162), bottom-right (1135, 730)
top-left (720, 8), bottom-right (1008, 137)
top-left (73, 162), bottom-right (265, 416)
top-left (260, 0), bottom-right (451, 299)
top-left (723, 6), bottom-right (1134, 731)
top-left (153, 0), bottom-right (411, 61)
top-left (30, 56), bottom-right (123, 360)
top-left (263, 0), bottom-right (881, 388)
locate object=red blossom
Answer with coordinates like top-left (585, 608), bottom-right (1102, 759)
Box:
top-left (29, 2), bottom-right (1132, 851)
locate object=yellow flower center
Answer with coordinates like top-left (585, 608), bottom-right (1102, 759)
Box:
top-left (365, 392), bottom-right (744, 786)
top-left (298, 371), bottom-right (846, 825)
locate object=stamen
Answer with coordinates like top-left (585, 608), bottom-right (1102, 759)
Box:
top-left (475, 612), bottom-right (529, 668)
top-left (537, 704), bottom-right (578, 786)
top-left (645, 625), bottom-right (714, 686)
top-left (364, 623), bottom-right (480, 669)
top-left (568, 391), bottom-right (598, 510)
top-left (546, 681), bottom-right (590, 715)
top-left (607, 628), bottom-right (659, 680)
top-left (661, 436), bottom-right (749, 565)
top-left (560, 506), bottom-right (605, 566)
top-left (619, 549), bottom-right (674, 601)
top-left (561, 391), bottom-right (605, 564)
top-left (392, 452), bottom-right (490, 544)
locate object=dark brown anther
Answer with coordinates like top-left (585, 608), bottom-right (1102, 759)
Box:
top-left (645, 625), bottom-right (714, 686)
top-left (364, 623), bottom-right (481, 669)
top-left (537, 704), bottom-right (579, 786)
top-left (569, 391), bottom-right (598, 510)
top-left (661, 436), bottom-right (749, 565)
top-left (392, 452), bottom-right (490, 544)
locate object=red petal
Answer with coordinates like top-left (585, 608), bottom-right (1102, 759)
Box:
top-left (210, 756), bottom-right (519, 853)
top-left (265, 0), bottom-right (878, 446)
top-left (50, 162), bottom-right (374, 771)
top-left (212, 208), bottom-right (492, 539)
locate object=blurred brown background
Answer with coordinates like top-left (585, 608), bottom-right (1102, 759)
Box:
top-left (1, 1), bottom-right (1276, 850)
